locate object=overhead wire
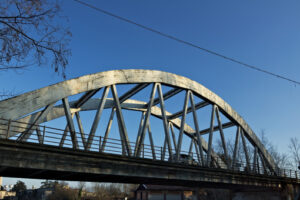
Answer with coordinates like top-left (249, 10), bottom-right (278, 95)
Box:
top-left (73, 0), bottom-right (300, 86)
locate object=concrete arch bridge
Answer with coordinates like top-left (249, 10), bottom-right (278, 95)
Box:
top-left (0, 69), bottom-right (299, 192)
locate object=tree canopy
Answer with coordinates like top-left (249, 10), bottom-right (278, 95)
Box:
top-left (12, 180), bottom-right (27, 193)
top-left (0, 0), bottom-right (71, 78)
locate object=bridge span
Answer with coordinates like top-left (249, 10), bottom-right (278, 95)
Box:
top-left (0, 69), bottom-right (299, 195)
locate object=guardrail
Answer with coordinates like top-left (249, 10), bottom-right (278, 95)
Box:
top-left (0, 118), bottom-right (299, 180)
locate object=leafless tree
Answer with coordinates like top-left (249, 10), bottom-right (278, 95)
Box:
top-left (0, 0), bottom-right (71, 78)
top-left (259, 130), bottom-right (289, 168)
top-left (215, 129), bottom-right (289, 169)
top-left (288, 137), bottom-right (300, 169)
top-left (92, 183), bottom-right (136, 200)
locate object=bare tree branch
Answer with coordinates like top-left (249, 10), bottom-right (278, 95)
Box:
top-left (0, 0), bottom-right (71, 78)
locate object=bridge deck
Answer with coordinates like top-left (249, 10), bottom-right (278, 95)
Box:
top-left (0, 139), bottom-right (298, 189)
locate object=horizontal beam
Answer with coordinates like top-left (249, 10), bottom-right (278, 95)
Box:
top-left (194, 122), bottom-right (235, 136)
top-left (168, 101), bottom-right (210, 120)
top-left (75, 89), bottom-right (100, 108)
top-left (146, 88), bottom-right (182, 108)
top-left (119, 83), bottom-right (149, 103)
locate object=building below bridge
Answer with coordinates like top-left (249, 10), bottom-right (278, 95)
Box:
top-left (134, 184), bottom-right (289, 200)
top-left (135, 184), bottom-right (199, 200)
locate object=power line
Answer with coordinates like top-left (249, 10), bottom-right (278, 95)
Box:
top-left (73, 0), bottom-right (300, 86)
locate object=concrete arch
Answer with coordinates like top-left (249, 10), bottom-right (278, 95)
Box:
top-left (0, 69), bottom-right (277, 171)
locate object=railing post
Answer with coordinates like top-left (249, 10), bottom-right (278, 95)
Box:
top-left (161, 147), bottom-right (163, 161)
top-left (6, 119), bottom-right (11, 139)
top-left (143, 144), bottom-right (144, 158)
top-left (42, 126), bottom-right (46, 144)
top-left (99, 136), bottom-right (102, 152)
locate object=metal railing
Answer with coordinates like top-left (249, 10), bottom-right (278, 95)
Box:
top-left (0, 118), bottom-right (299, 180)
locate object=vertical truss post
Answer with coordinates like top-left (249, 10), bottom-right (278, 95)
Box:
top-left (117, 119), bottom-right (126, 156)
top-left (86, 86), bottom-right (110, 150)
top-left (111, 84), bottom-right (132, 157)
top-left (253, 147), bottom-right (258, 172)
top-left (147, 124), bottom-right (156, 160)
top-left (259, 151), bottom-right (267, 174)
top-left (100, 109), bottom-right (115, 152)
top-left (188, 139), bottom-right (193, 157)
top-left (157, 83), bottom-right (173, 160)
top-left (36, 127), bottom-right (43, 144)
top-left (240, 129), bottom-right (250, 171)
top-left (189, 91), bottom-right (204, 165)
top-left (62, 98), bottom-right (78, 149)
top-left (136, 84), bottom-right (158, 157)
top-left (134, 112), bottom-right (146, 156)
top-left (42, 126), bottom-right (46, 144)
top-left (215, 106), bottom-right (229, 168)
top-left (59, 123), bottom-right (70, 147)
top-left (6, 119), bottom-right (11, 139)
top-left (232, 126), bottom-right (241, 169)
top-left (75, 112), bottom-right (87, 149)
top-left (169, 123), bottom-right (177, 153)
top-left (256, 153), bottom-right (261, 174)
top-left (193, 140), bottom-right (201, 165)
top-left (176, 90), bottom-right (190, 161)
top-left (207, 104), bottom-right (216, 166)
top-left (162, 138), bottom-right (167, 161)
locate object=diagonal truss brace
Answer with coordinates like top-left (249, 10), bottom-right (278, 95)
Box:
top-left (189, 91), bottom-right (205, 165)
top-left (111, 84), bottom-right (132, 156)
top-left (176, 90), bottom-right (190, 161)
top-left (86, 86), bottom-right (110, 150)
top-left (62, 97), bottom-right (78, 149)
top-left (207, 104), bottom-right (216, 166)
top-left (135, 83), bottom-right (158, 157)
top-left (17, 103), bottom-right (55, 142)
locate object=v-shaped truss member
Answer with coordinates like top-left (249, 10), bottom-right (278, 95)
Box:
top-left (157, 83), bottom-right (173, 159)
top-left (86, 86), bottom-right (110, 150)
top-left (135, 83), bottom-right (158, 157)
top-left (207, 104), bottom-right (216, 166)
top-left (111, 85), bottom-right (132, 156)
top-left (176, 90), bottom-right (190, 161)
top-left (59, 89), bottom-right (101, 148)
top-left (75, 112), bottom-right (87, 149)
top-left (231, 126), bottom-right (241, 169)
top-left (240, 129), bottom-right (250, 171)
top-left (169, 123), bottom-right (177, 153)
top-left (215, 106), bottom-right (229, 168)
top-left (62, 97), bottom-right (78, 149)
top-left (189, 91), bottom-right (205, 165)
top-left (100, 109), bottom-right (116, 152)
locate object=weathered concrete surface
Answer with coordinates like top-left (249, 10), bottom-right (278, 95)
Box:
top-left (0, 69), bottom-right (277, 171)
top-left (0, 139), bottom-right (296, 189)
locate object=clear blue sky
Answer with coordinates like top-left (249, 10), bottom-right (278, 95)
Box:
top-left (1, 0), bottom-right (300, 187)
